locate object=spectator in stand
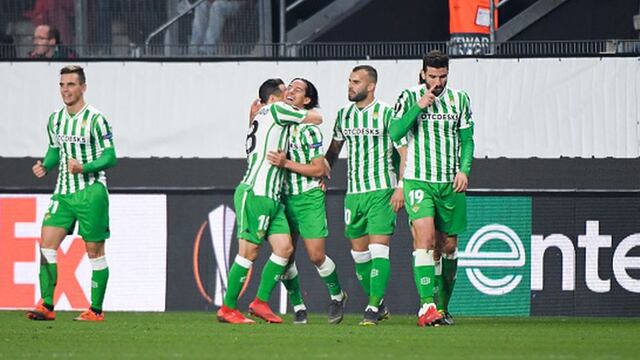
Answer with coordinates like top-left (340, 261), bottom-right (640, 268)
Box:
top-left (182, 0), bottom-right (244, 55)
top-left (29, 25), bottom-right (76, 59)
top-left (25, 0), bottom-right (74, 46)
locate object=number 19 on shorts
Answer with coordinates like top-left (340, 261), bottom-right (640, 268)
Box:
top-left (408, 189), bottom-right (424, 206)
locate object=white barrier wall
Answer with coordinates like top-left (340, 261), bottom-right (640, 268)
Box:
top-left (0, 58), bottom-right (638, 158)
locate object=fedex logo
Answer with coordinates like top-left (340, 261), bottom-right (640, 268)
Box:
top-left (0, 197), bottom-right (91, 310)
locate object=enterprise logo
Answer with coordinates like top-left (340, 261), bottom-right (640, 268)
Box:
top-left (459, 224), bottom-right (526, 296)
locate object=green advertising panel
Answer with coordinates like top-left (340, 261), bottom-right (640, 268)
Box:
top-left (449, 196), bottom-right (531, 316)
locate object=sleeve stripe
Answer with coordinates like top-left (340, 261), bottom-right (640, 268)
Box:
top-left (274, 104), bottom-right (306, 118)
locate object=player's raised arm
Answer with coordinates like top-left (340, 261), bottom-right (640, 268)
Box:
top-left (301, 109), bottom-right (322, 125)
top-left (248, 98), bottom-right (263, 125)
top-left (389, 85), bottom-right (437, 142)
top-left (272, 102), bottom-right (308, 125)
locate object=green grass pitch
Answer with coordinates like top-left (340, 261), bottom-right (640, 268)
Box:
top-left (1, 311), bottom-right (638, 359)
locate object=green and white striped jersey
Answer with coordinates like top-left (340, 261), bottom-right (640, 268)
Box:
top-left (47, 104), bottom-right (114, 195)
top-left (333, 99), bottom-right (406, 194)
top-left (392, 85), bottom-right (473, 183)
top-left (283, 124), bottom-right (324, 196)
top-left (241, 102), bottom-right (307, 200)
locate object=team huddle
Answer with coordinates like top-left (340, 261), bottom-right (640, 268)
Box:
top-left (27, 50), bottom-right (474, 327)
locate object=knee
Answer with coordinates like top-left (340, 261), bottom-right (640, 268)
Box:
top-left (279, 244), bottom-right (294, 258)
top-left (239, 247), bottom-right (259, 261)
top-left (443, 237), bottom-right (458, 255)
top-left (308, 252), bottom-right (325, 266)
top-left (84, 243), bottom-right (105, 259)
top-left (86, 248), bottom-right (102, 259)
top-left (415, 232), bottom-right (436, 249)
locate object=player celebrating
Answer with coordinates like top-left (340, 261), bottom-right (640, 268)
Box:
top-left (217, 79), bottom-right (322, 324)
top-left (325, 65), bottom-right (407, 326)
top-left (27, 65), bottom-right (117, 322)
top-left (267, 78), bottom-right (347, 325)
top-left (390, 50), bottom-right (474, 327)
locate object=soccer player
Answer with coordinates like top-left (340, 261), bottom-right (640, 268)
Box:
top-left (217, 78), bottom-right (322, 324)
top-left (267, 78), bottom-right (347, 325)
top-left (27, 65), bottom-right (117, 322)
top-left (389, 50), bottom-right (474, 327)
top-left (325, 65), bottom-right (407, 326)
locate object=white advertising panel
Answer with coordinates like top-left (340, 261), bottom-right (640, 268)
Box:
top-left (0, 194), bottom-right (167, 311)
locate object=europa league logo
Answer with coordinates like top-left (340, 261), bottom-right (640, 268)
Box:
top-left (193, 205), bottom-right (251, 306)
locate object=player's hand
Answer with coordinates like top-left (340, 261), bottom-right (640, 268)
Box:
top-left (32, 160), bottom-right (47, 178)
top-left (432, 247), bottom-right (442, 262)
top-left (267, 150), bottom-right (288, 168)
top-left (417, 83), bottom-right (438, 109)
top-left (322, 158), bottom-right (331, 179)
top-left (453, 172), bottom-right (468, 192)
top-left (68, 158), bottom-right (83, 174)
top-left (390, 187), bottom-right (405, 212)
top-left (319, 177), bottom-right (327, 192)
top-left (249, 98), bottom-right (263, 121)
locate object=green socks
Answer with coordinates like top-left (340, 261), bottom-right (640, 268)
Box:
top-left (39, 248), bottom-right (58, 308)
top-left (89, 256), bottom-right (109, 312)
top-left (282, 262), bottom-right (305, 309)
top-left (223, 255), bottom-right (252, 308)
top-left (351, 250), bottom-right (372, 296)
top-left (40, 249), bottom-right (110, 312)
top-left (441, 251), bottom-right (458, 312)
top-left (435, 256), bottom-right (444, 311)
top-left (256, 254), bottom-right (288, 302)
top-left (368, 244), bottom-right (390, 307)
top-left (413, 249), bottom-right (435, 306)
top-left (316, 256), bottom-right (343, 300)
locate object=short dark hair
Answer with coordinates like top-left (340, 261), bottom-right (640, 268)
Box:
top-left (352, 65), bottom-right (377, 83)
top-left (422, 50), bottom-right (449, 70)
top-left (258, 78), bottom-right (285, 103)
top-left (48, 27), bottom-right (61, 44)
top-left (60, 65), bottom-right (86, 84)
top-left (291, 78), bottom-right (319, 110)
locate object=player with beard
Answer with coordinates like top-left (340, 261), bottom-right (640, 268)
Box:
top-left (325, 66), bottom-right (407, 326)
top-left (390, 50), bottom-right (474, 327)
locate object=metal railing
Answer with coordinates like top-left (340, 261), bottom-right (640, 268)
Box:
top-left (2, 40), bottom-right (639, 60)
top-left (2, 0), bottom-right (638, 60)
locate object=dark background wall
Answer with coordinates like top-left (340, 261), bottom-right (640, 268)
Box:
top-left (2, 158), bottom-right (640, 192)
top-left (313, 0), bottom-right (639, 42)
